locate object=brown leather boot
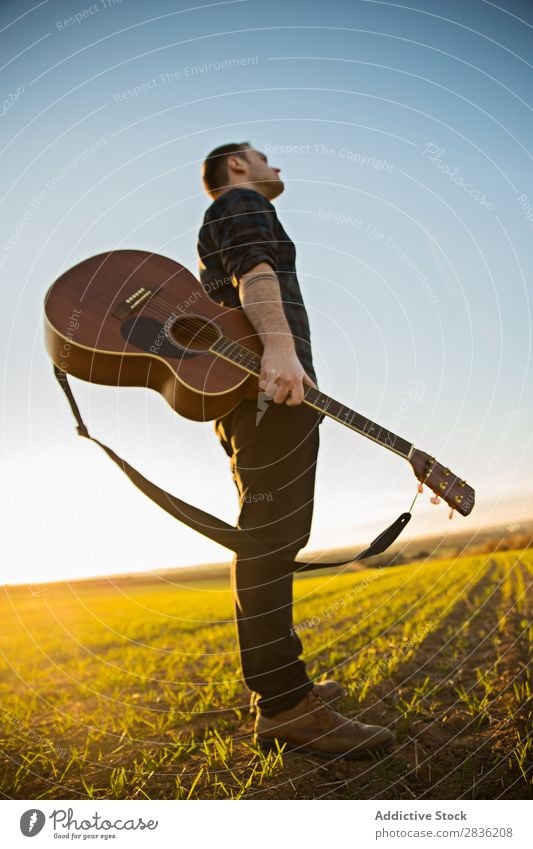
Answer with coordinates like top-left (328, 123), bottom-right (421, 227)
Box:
top-left (249, 679), bottom-right (346, 716)
top-left (254, 690), bottom-right (394, 759)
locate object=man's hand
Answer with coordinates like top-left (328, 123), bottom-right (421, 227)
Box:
top-left (259, 339), bottom-right (316, 405)
top-left (238, 262), bottom-right (317, 405)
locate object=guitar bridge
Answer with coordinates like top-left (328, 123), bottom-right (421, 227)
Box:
top-left (112, 287), bottom-right (154, 320)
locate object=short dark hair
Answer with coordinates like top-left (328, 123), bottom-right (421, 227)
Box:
top-left (202, 142), bottom-right (251, 196)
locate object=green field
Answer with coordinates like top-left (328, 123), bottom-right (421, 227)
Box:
top-left (0, 549), bottom-right (531, 800)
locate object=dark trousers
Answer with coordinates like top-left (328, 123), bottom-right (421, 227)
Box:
top-left (215, 398), bottom-right (321, 716)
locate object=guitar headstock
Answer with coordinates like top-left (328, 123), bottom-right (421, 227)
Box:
top-left (409, 449), bottom-right (475, 517)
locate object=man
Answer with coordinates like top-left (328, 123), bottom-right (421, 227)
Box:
top-left (197, 142), bottom-right (394, 758)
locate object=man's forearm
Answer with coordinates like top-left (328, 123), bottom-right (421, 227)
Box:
top-left (237, 262), bottom-right (315, 404)
top-left (238, 262), bottom-right (295, 352)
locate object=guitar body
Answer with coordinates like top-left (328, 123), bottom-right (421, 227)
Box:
top-left (44, 250), bottom-right (261, 421)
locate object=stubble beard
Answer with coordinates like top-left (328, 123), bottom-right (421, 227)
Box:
top-left (260, 175), bottom-right (284, 200)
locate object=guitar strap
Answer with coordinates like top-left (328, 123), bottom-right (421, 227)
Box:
top-left (53, 365), bottom-right (413, 574)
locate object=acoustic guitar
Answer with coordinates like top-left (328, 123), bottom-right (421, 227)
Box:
top-left (44, 249), bottom-right (475, 518)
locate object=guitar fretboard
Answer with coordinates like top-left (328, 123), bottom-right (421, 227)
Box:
top-left (212, 336), bottom-right (413, 459)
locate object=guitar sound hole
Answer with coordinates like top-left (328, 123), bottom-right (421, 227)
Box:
top-left (121, 317), bottom-right (196, 359)
top-left (169, 314), bottom-right (221, 352)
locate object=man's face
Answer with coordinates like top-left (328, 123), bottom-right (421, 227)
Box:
top-left (241, 147), bottom-right (284, 199)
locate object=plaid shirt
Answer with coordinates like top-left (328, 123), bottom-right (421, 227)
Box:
top-left (197, 187), bottom-right (316, 381)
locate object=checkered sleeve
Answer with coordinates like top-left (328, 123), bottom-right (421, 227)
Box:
top-left (209, 189), bottom-right (279, 284)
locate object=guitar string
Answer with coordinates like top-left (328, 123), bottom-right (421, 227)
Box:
top-left (78, 279), bottom-right (467, 506)
top-left (111, 291), bottom-right (470, 508)
top-left (118, 300), bottom-right (412, 456)
top-left (164, 318), bottom-right (411, 453)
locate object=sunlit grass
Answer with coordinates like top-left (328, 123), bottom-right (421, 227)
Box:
top-left (0, 548), bottom-right (530, 799)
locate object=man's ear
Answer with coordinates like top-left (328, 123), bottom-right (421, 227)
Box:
top-left (227, 154), bottom-right (248, 176)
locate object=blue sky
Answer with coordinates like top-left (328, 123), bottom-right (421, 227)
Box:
top-left (1, 0), bottom-right (532, 583)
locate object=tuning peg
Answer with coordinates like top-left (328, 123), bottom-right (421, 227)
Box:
top-left (417, 483), bottom-right (424, 493)
top-left (430, 495), bottom-right (441, 505)
top-left (448, 507), bottom-right (454, 520)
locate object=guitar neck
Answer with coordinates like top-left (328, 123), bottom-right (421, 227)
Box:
top-left (211, 336), bottom-right (414, 460)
